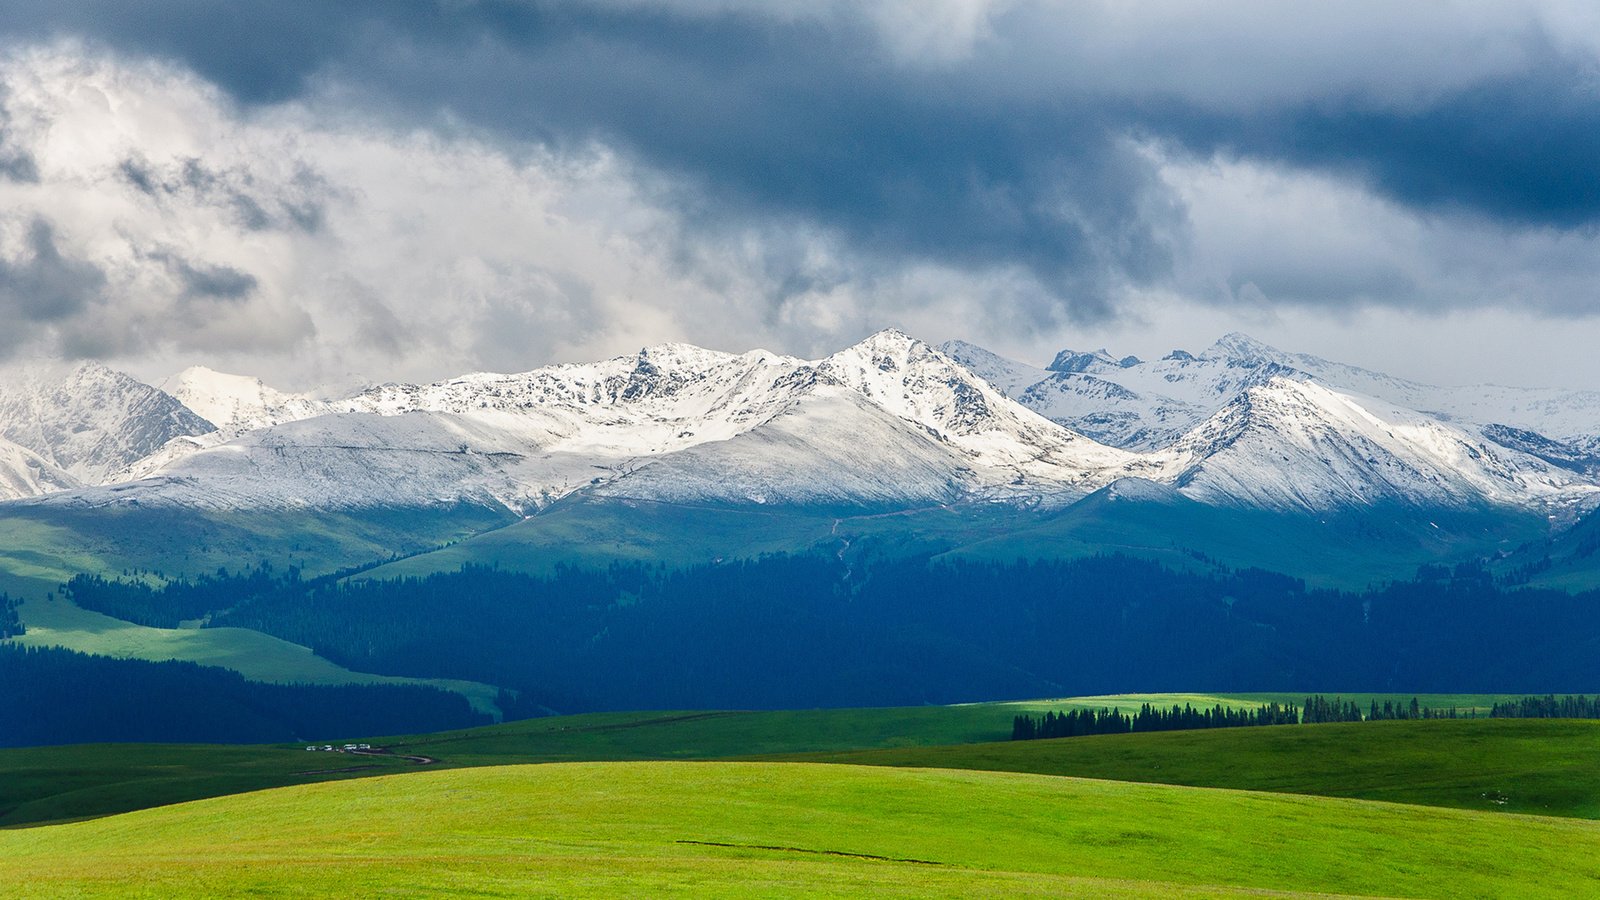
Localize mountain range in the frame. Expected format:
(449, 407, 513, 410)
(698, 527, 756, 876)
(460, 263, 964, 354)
(2, 330, 1596, 524)
(8, 330, 1600, 722)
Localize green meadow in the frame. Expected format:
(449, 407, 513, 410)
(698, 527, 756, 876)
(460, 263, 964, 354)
(3, 761, 1598, 898)
(783, 718, 1600, 819)
(0, 695, 1579, 830)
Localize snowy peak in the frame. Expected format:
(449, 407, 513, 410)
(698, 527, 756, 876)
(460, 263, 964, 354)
(818, 331, 1133, 472)
(5, 330, 1600, 517)
(817, 330, 994, 434)
(1200, 332, 1287, 364)
(165, 366, 328, 433)
(1048, 348, 1117, 373)
(1165, 377, 1591, 512)
(0, 360, 214, 486)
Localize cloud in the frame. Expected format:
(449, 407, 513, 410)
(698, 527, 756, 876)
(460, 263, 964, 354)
(2, 0, 1592, 333)
(0, 5, 1597, 389)
(0, 89, 39, 183)
(0, 218, 104, 338)
(152, 252, 258, 301)
(1157, 147, 1600, 317)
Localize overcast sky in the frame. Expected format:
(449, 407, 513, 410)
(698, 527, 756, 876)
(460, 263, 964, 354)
(0, 1, 1598, 390)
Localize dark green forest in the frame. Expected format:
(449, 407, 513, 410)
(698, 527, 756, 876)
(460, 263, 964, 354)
(61, 553, 1600, 713)
(0, 644, 489, 747)
(0, 593, 21, 639)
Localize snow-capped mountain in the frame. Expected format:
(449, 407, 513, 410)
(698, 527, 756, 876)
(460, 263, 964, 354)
(0, 362, 214, 498)
(586, 331, 1138, 506)
(1199, 333, 1600, 446)
(0, 436, 80, 500)
(3, 329, 1598, 516)
(163, 366, 330, 434)
(946, 334, 1600, 454)
(42, 332, 1137, 511)
(1158, 377, 1591, 514)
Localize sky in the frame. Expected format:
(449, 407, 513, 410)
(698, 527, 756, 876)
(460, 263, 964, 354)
(0, 1, 1598, 391)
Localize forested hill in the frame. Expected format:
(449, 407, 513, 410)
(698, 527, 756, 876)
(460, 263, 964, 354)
(0, 644, 490, 747)
(63, 555, 1600, 714)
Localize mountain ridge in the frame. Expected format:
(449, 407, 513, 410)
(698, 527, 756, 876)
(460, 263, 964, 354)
(2, 331, 1597, 519)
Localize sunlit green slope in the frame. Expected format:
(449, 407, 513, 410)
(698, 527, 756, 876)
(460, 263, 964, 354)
(4, 762, 1599, 898)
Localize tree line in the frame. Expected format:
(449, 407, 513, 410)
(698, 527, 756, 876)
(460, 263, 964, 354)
(1490, 695, 1600, 719)
(0, 643, 490, 747)
(51, 553, 1600, 714)
(1012, 700, 1300, 740)
(1012, 695, 1481, 742)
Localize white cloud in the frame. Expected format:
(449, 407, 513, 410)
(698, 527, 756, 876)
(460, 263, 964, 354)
(0, 44, 803, 384)
(1155, 145, 1600, 316)
(2, 38, 1598, 395)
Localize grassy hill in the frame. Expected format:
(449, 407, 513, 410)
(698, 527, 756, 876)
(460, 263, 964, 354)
(0, 695, 1554, 829)
(779, 718, 1600, 819)
(3, 761, 1598, 898)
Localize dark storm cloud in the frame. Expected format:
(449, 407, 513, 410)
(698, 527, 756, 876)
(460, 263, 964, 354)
(117, 154, 327, 233)
(6, 1, 1599, 316)
(0, 218, 104, 354)
(0, 219, 103, 322)
(160, 254, 258, 301)
(0, 1, 1178, 319)
(1157, 58, 1600, 229)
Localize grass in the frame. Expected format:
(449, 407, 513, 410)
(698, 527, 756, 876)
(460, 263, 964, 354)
(0, 704, 1034, 828)
(0, 503, 516, 582)
(778, 718, 1600, 819)
(358, 497, 848, 579)
(0, 743, 424, 829)
(379, 693, 1505, 764)
(0, 694, 1558, 829)
(3, 761, 1599, 898)
(0, 571, 503, 715)
(946, 494, 1554, 590)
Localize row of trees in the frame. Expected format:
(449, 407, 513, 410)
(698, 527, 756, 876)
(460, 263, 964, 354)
(1490, 695, 1600, 719)
(1011, 708, 1132, 739)
(1301, 695, 1367, 723)
(0, 593, 21, 639)
(1012, 696, 1485, 742)
(1012, 701, 1301, 741)
(1135, 701, 1301, 731)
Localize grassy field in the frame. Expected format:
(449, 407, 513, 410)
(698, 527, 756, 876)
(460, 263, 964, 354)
(780, 718, 1600, 819)
(0, 703, 1048, 828)
(0, 571, 503, 715)
(3, 761, 1598, 898)
(379, 692, 1510, 764)
(0, 742, 425, 829)
(0, 694, 1558, 829)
